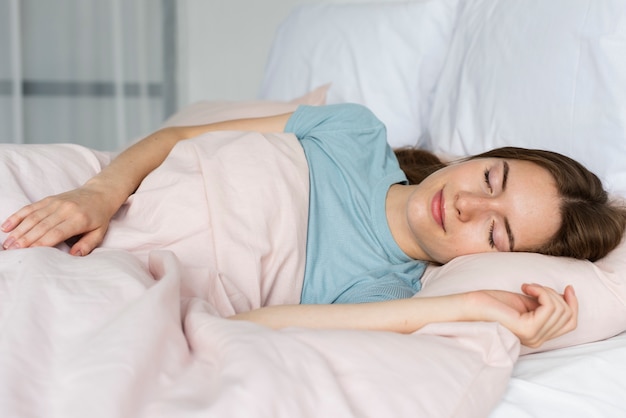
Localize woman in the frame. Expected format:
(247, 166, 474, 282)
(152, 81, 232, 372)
(3, 104, 625, 348)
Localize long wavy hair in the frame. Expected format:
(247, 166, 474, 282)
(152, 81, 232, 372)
(394, 146, 626, 261)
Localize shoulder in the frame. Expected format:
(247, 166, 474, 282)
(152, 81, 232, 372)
(319, 103, 382, 127)
(325, 102, 380, 120)
(289, 103, 384, 134)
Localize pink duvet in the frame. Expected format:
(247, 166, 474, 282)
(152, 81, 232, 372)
(0, 134, 520, 418)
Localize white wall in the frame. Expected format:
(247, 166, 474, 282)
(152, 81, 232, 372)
(177, 0, 312, 105)
(177, 0, 403, 106)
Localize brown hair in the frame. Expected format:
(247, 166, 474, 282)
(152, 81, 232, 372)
(394, 147, 446, 185)
(394, 146, 626, 261)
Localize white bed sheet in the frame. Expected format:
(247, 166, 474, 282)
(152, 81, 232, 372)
(491, 331, 626, 417)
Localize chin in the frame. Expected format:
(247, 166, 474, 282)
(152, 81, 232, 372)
(434, 253, 457, 265)
(423, 252, 449, 265)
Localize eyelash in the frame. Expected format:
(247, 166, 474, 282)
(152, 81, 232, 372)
(483, 169, 492, 191)
(488, 220, 496, 249)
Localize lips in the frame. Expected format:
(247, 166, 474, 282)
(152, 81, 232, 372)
(432, 189, 445, 231)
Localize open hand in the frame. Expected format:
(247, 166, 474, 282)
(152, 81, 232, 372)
(1, 185, 118, 256)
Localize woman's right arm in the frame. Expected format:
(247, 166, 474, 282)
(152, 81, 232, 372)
(1, 113, 292, 255)
(230, 284, 578, 348)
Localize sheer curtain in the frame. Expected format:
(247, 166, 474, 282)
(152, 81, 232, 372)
(0, 0, 177, 151)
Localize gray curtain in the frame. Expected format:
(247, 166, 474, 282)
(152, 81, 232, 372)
(0, 0, 177, 151)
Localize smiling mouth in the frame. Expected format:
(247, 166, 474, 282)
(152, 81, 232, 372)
(432, 189, 446, 231)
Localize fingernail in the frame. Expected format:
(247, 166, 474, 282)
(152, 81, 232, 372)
(1, 221, 10, 232)
(3, 237, 15, 250)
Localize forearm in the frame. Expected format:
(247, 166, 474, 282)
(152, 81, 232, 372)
(229, 295, 469, 333)
(83, 127, 184, 211)
(0, 112, 295, 254)
(232, 287, 577, 349)
(85, 112, 293, 212)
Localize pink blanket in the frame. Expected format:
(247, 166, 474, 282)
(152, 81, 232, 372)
(0, 136, 519, 417)
(102, 132, 310, 316)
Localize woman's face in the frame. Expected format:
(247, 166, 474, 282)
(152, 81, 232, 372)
(406, 158, 562, 264)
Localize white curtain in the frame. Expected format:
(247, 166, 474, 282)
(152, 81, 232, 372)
(0, 0, 176, 151)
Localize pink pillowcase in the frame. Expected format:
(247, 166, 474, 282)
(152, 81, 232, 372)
(165, 89, 626, 354)
(417, 235, 626, 354)
(147, 89, 626, 355)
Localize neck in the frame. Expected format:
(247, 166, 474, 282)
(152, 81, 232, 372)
(385, 184, 429, 261)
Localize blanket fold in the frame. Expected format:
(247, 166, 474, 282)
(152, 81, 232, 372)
(0, 138, 518, 418)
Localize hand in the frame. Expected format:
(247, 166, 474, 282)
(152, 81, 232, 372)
(1, 184, 119, 256)
(467, 284, 578, 348)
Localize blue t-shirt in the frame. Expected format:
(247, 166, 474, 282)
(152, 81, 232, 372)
(285, 103, 426, 304)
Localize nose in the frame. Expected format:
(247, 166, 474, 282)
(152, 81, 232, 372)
(455, 192, 495, 222)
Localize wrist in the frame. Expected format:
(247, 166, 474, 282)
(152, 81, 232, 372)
(406, 294, 473, 331)
(456, 291, 487, 323)
(82, 176, 131, 215)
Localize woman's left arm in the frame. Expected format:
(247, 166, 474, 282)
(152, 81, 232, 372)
(1, 113, 292, 255)
(230, 284, 578, 348)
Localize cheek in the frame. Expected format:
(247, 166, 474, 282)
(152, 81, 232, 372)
(447, 229, 488, 258)
(420, 217, 491, 263)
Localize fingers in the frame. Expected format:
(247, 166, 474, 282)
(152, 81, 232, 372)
(2, 195, 99, 253)
(2, 199, 46, 234)
(560, 285, 579, 333)
(563, 285, 578, 313)
(2, 201, 55, 249)
(515, 293, 540, 313)
(517, 283, 578, 348)
(4, 203, 67, 250)
(69, 228, 107, 256)
(3, 185, 116, 256)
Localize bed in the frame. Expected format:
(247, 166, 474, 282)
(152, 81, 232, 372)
(1, 0, 626, 417)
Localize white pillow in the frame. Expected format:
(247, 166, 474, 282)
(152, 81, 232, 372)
(425, 0, 626, 197)
(259, 0, 461, 149)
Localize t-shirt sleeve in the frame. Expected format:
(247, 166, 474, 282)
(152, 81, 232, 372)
(285, 103, 385, 144)
(285, 103, 401, 189)
(333, 273, 422, 304)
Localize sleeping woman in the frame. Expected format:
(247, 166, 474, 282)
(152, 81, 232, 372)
(3, 103, 625, 348)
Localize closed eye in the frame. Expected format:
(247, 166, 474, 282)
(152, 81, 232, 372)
(488, 220, 496, 249)
(484, 169, 492, 192)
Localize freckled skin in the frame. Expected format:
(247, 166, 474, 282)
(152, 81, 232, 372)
(388, 158, 561, 264)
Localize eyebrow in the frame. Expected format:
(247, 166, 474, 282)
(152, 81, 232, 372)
(502, 161, 515, 251)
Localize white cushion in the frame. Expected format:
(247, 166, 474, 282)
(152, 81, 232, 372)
(425, 0, 626, 197)
(259, 0, 461, 148)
